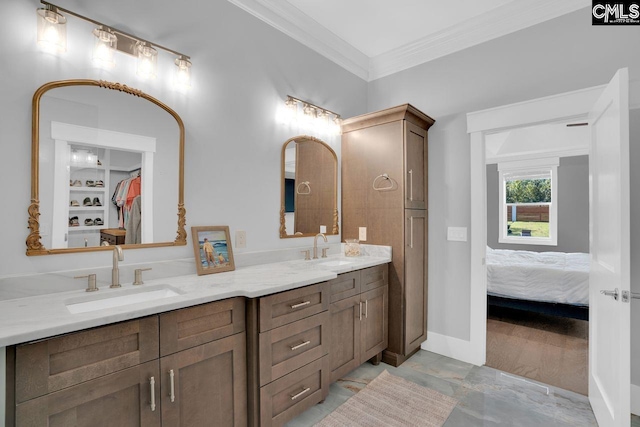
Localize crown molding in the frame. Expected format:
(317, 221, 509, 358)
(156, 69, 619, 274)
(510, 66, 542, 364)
(228, 0, 369, 80)
(369, 0, 590, 80)
(229, 0, 588, 82)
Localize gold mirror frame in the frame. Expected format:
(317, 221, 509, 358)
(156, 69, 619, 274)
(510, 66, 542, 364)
(27, 79, 186, 255)
(279, 135, 339, 238)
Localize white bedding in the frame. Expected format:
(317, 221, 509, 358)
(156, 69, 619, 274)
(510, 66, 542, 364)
(486, 247, 589, 306)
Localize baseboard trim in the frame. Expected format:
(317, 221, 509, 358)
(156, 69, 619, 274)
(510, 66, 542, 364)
(632, 383, 640, 416)
(421, 332, 484, 366)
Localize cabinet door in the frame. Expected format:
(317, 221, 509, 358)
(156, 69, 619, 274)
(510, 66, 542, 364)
(16, 360, 161, 427)
(160, 332, 247, 427)
(404, 210, 428, 354)
(404, 121, 427, 209)
(329, 294, 361, 383)
(360, 286, 388, 364)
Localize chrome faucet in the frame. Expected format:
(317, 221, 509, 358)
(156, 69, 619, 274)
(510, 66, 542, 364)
(102, 242, 124, 288)
(313, 233, 327, 259)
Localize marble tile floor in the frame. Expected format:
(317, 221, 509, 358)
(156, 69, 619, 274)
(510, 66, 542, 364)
(287, 350, 639, 426)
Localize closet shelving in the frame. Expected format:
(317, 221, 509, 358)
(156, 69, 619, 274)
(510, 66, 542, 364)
(54, 145, 142, 248)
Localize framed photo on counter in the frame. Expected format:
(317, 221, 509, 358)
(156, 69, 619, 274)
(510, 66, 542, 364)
(191, 226, 235, 275)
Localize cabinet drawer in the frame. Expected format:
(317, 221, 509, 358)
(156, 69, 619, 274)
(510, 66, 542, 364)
(160, 297, 245, 357)
(328, 271, 361, 303)
(259, 282, 329, 332)
(16, 360, 161, 427)
(259, 311, 329, 386)
(15, 316, 159, 403)
(260, 356, 330, 427)
(360, 264, 388, 293)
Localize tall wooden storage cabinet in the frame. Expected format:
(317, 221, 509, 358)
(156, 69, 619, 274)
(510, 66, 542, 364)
(341, 104, 434, 367)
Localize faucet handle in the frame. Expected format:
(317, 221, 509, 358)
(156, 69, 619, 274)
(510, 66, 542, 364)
(321, 247, 329, 258)
(133, 268, 152, 286)
(75, 274, 98, 292)
(300, 250, 311, 261)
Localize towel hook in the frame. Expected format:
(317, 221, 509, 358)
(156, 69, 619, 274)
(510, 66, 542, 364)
(372, 174, 395, 191)
(296, 181, 311, 194)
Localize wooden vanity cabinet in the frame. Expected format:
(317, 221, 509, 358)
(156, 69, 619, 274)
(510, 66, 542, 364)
(8, 298, 246, 427)
(247, 282, 331, 427)
(341, 104, 433, 367)
(329, 265, 388, 383)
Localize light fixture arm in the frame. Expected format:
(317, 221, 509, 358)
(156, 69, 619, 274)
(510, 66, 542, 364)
(40, 0, 190, 60)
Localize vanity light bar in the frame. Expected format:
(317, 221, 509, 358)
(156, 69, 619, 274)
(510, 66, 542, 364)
(37, 1, 191, 85)
(284, 96, 342, 135)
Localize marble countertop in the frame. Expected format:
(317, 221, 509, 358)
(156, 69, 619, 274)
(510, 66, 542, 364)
(0, 251, 390, 347)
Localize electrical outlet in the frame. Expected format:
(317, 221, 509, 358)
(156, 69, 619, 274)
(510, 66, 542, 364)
(359, 227, 367, 241)
(320, 225, 327, 233)
(235, 230, 246, 248)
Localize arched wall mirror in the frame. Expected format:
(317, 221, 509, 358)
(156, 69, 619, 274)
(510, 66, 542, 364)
(280, 135, 339, 238)
(27, 79, 186, 255)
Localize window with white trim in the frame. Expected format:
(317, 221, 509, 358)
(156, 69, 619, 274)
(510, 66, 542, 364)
(498, 158, 558, 246)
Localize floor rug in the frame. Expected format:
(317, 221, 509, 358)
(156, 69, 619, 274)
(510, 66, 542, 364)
(314, 370, 458, 427)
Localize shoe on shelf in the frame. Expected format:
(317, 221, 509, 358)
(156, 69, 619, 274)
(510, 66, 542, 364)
(94, 218, 104, 226)
(70, 200, 80, 207)
(95, 180, 104, 187)
(71, 180, 82, 187)
(84, 218, 94, 226)
(83, 197, 92, 206)
(92, 197, 102, 206)
(86, 180, 95, 187)
(69, 216, 79, 227)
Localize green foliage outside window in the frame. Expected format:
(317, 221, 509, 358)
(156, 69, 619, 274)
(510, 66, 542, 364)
(505, 178, 551, 203)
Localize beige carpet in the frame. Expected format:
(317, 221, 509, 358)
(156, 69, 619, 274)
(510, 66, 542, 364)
(314, 370, 458, 427)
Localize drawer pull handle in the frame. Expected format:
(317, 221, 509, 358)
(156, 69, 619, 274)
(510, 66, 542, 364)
(169, 369, 176, 403)
(149, 376, 156, 412)
(290, 301, 311, 309)
(290, 387, 311, 401)
(290, 340, 311, 351)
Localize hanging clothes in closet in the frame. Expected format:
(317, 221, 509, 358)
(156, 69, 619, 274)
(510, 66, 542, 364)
(111, 173, 141, 233)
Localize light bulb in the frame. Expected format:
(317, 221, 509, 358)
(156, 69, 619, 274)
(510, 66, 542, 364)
(36, 8, 67, 53)
(136, 42, 158, 79)
(174, 56, 192, 90)
(92, 27, 117, 69)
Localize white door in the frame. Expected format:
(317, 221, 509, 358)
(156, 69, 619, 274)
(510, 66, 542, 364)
(588, 68, 630, 427)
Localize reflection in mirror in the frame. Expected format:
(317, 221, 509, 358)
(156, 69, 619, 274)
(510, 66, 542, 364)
(280, 136, 338, 238)
(28, 80, 186, 255)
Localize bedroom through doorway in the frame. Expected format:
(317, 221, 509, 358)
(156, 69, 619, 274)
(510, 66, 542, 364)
(484, 121, 590, 395)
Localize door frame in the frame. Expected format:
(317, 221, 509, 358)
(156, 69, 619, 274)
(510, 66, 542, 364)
(464, 85, 606, 366)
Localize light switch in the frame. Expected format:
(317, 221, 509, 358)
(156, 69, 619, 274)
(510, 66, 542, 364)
(359, 227, 367, 241)
(447, 227, 467, 242)
(320, 225, 327, 233)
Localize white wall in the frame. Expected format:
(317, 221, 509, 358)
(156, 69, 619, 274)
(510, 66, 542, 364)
(0, 0, 367, 277)
(368, 8, 640, 386)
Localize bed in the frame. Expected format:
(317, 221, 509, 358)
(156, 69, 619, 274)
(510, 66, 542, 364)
(486, 247, 590, 320)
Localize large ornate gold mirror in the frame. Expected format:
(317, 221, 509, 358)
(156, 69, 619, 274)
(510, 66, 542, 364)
(27, 79, 186, 255)
(280, 135, 338, 238)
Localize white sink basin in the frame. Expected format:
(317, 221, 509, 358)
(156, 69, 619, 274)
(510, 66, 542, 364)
(66, 286, 182, 314)
(319, 260, 354, 267)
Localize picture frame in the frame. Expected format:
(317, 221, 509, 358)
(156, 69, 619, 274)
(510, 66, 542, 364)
(191, 226, 235, 276)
